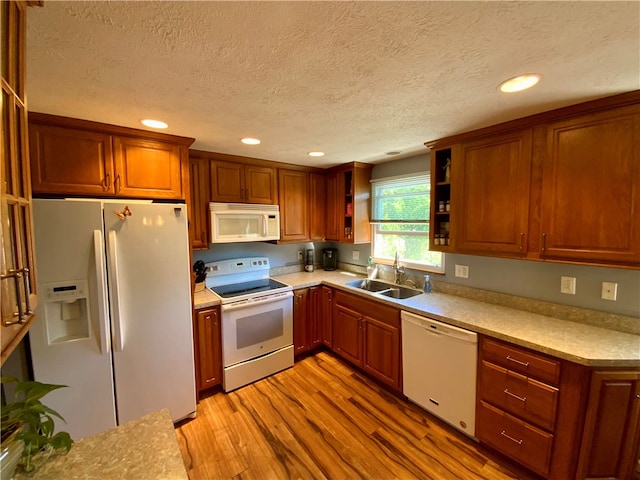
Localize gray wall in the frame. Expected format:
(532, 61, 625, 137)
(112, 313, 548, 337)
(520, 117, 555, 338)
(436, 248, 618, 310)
(195, 153, 639, 318)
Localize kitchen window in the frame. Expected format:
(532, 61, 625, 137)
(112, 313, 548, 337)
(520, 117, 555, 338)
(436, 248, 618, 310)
(371, 174, 444, 273)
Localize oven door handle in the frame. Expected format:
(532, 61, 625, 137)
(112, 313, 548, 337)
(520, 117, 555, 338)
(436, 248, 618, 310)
(221, 291, 293, 312)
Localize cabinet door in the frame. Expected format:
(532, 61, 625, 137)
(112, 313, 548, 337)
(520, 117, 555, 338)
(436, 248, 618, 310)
(1, 0, 38, 364)
(309, 172, 326, 241)
(278, 169, 309, 242)
(539, 105, 640, 264)
(577, 370, 640, 480)
(332, 304, 362, 366)
(189, 156, 210, 249)
(308, 286, 322, 349)
(455, 130, 532, 255)
(293, 288, 309, 356)
(362, 316, 400, 390)
(324, 171, 340, 241)
(29, 123, 115, 195)
(210, 160, 245, 202)
(113, 136, 183, 198)
(244, 165, 276, 204)
(196, 307, 222, 392)
(320, 286, 333, 348)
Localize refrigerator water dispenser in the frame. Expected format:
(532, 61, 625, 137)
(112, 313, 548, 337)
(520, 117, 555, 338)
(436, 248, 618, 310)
(42, 280, 91, 344)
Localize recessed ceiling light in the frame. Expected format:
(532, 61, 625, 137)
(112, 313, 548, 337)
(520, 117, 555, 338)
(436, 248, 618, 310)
(241, 138, 261, 145)
(386, 151, 402, 156)
(499, 74, 542, 93)
(140, 119, 168, 129)
(308, 151, 325, 157)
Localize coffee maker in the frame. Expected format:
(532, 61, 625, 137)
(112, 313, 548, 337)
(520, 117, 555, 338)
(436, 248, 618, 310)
(322, 248, 338, 271)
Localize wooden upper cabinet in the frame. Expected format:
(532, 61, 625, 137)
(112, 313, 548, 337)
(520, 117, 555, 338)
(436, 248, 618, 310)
(325, 163, 372, 244)
(454, 130, 532, 255)
(309, 172, 326, 241)
(539, 104, 640, 265)
(245, 165, 277, 204)
(324, 171, 340, 241)
(278, 168, 309, 242)
(427, 91, 640, 268)
(112, 137, 183, 198)
(188, 154, 210, 250)
(210, 159, 276, 204)
(28, 113, 194, 199)
(29, 124, 115, 195)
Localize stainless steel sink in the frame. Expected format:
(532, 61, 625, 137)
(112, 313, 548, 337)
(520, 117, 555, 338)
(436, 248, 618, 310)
(345, 279, 394, 292)
(379, 287, 422, 299)
(345, 279, 422, 299)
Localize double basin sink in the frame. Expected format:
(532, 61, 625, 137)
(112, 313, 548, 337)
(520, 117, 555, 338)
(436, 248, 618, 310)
(345, 279, 422, 299)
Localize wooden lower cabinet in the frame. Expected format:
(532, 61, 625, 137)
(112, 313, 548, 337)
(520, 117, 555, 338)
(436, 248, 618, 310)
(319, 286, 333, 348)
(332, 303, 362, 365)
(478, 336, 640, 480)
(194, 306, 222, 395)
(332, 290, 401, 391)
(293, 287, 323, 356)
(576, 370, 640, 480)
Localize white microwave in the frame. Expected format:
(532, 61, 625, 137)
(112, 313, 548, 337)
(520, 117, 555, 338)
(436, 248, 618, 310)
(210, 203, 280, 243)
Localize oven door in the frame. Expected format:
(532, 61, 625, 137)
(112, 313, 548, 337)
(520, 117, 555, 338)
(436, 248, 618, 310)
(221, 291, 293, 367)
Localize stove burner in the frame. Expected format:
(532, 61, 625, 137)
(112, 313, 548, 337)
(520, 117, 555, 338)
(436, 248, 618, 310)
(210, 278, 289, 299)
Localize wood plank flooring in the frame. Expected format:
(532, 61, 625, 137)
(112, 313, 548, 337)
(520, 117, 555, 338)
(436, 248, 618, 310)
(176, 351, 536, 480)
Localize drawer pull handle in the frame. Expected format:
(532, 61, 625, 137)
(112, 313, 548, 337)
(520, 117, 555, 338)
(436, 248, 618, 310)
(500, 430, 523, 445)
(506, 355, 530, 367)
(504, 389, 527, 402)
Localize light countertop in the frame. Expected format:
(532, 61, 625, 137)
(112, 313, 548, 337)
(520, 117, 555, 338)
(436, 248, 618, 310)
(16, 409, 188, 480)
(194, 269, 640, 368)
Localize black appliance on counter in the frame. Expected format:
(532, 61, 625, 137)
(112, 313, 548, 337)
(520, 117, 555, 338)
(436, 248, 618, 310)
(322, 248, 338, 270)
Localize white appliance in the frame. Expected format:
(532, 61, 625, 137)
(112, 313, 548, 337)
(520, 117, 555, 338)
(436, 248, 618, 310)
(205, 257, 293, 391)
(29, 199, 196, 440)
(209, 203, 280, 243)
(401, 310, 478, 437)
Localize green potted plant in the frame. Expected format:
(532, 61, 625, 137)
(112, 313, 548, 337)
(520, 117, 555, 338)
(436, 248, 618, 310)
(1, 376, 73, 477)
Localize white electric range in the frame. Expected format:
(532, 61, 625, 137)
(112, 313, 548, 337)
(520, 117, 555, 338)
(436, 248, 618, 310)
(205, 257, 293, 391)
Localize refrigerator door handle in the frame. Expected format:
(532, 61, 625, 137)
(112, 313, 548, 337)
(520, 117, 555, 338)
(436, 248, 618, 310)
(107, 229, 124, 351)
(93, 230, 111, 355)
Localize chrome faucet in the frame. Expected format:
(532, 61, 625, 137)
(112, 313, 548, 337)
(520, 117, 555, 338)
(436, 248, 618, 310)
(393, 251, 405, 284)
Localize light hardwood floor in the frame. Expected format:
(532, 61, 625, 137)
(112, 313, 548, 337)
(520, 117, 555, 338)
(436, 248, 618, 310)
(176, 351, 535, 480)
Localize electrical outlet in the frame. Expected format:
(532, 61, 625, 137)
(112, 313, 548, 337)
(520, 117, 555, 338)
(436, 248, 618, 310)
(297, 250, 303, 261)
(454, 265, 469, 278)
(560, 276, 576, 295)
(601, 282, 618, 301)
(352, 250, 360, 260)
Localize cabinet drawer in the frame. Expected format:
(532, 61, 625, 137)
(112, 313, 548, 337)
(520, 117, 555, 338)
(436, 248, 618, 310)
(480, 361, 558, 431)
(477, 400, 553, 477)
(334, 290, 399, 327)
(482, 337, 560, 385)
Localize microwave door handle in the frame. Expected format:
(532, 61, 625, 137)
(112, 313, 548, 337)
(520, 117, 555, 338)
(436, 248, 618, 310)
(262, 214, 268, 237)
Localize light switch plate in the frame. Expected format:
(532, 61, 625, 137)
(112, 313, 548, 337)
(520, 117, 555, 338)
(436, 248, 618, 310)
(455, 265, 469, 278)
(352, 250, 360, 260)
(560, 276, 576, 295)
(601, 282, 618, 301)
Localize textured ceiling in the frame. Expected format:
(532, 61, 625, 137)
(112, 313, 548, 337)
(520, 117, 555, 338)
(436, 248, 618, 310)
(26, 1, 640, 168)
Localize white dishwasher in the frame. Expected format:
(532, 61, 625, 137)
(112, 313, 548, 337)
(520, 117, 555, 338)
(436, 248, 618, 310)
(401, 310, 478, 438)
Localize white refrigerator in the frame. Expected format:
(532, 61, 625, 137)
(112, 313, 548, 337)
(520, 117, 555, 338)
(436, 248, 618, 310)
(29, 199, 196, 440)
